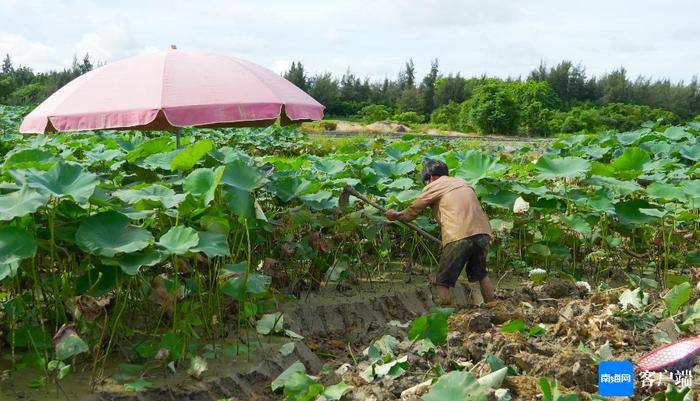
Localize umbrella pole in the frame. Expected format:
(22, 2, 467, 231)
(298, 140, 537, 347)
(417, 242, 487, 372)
(176, 127, 183, 149)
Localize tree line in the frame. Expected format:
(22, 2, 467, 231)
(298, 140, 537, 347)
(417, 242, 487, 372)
(0, 53, 96, 107)
(1, 53, 698, 135)
(285, 59, 699, 135)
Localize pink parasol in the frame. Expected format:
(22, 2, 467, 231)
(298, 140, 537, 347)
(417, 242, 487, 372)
(20, 49, 324, 141)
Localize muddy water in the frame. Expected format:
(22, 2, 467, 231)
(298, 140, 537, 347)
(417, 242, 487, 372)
(0, 272, 522, 401)
(0, 333, 288, 401)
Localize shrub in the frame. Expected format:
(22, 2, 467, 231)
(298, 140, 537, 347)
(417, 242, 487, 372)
(392, 111, 425, 125)
(430, 102, 460, 129)
(360, 104, 391, 123)
(319, 121, 337, 131)
(467, 82, 520, 135)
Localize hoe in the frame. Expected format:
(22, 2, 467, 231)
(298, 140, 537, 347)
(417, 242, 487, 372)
(339, 185, 441, 246)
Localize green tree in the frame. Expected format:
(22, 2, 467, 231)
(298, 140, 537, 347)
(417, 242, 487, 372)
(398, 59, 415, 89)
(467, 81, 520, 134)
(2, 54, 13, 74)
(80, 53, 93, 74)
(420, 58, 439, 114)
(360, 104, 391, 122)
(597, 67, 631, 104)
(308, 73, 340, 114)
(397, 86, 423, 113)
(284, 61, 308, 92)
(434, 75, 468, 107)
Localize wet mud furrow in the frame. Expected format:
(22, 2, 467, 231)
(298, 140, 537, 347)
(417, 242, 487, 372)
(83, 283, 474, 401)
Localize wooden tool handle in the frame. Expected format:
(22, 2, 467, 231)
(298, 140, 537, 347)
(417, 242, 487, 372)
(344, 186, 442, 246)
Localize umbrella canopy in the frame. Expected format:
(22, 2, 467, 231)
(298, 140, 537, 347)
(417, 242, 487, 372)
(20, 49, 324, 134)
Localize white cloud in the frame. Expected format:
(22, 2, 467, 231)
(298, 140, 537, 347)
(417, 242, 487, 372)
(0, 32, 59, 70)
(0, 0, 697, 82)
(74, 19, 141, 64)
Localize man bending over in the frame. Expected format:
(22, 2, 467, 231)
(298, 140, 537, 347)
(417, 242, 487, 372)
(385, 159, 495, 305)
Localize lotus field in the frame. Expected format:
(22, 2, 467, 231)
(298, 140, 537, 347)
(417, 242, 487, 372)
(1, 103, 700, 398)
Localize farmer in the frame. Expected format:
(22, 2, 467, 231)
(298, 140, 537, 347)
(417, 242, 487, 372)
(385, 159, 495, 305)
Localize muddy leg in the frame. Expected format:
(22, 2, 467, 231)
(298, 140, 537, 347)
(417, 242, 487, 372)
(435, 285, 452, 305)
(479, 276, 495, 303)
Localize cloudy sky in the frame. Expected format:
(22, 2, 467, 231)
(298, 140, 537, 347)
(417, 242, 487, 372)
(0, 0, 698, 83)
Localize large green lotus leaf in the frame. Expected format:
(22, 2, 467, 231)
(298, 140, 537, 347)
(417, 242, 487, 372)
(0, 227, 36, 264)
(481, 190, 520, 210)
(641, 141, 673, 157)
(221, 159, 269, 191)
(0, 261, 19, 281)
(562, 214, 592, 237)
(535, 156, 591, 179)
(117, 249, 163, 275)
(84, 148, 123, 162)
(223, 187, 256, 220)
(332, 178, 361, 188)
(682, 180, 700, 198)
(387, 189, 421, 203)
(26, 162, 99, 205)
(0, 186, 49, 221)
(55, 330, 89, 361)
(209, 146, 253, 165)
(645, 182, 687, 201)
(76, 211, 154, 257)
(170, 139, 214, 171)
(157, 226, 199, 255)
(313, 159, 346, 175)
(371, 160, 416, 178)
(183, 166, 224, 206)
(584, 176, 642, 197)
(3, 149, 59, 171)
(611, 147, 650, 173)
(421, 370, 485, 401)
(385, 177, 416, 190)
(589, 161, 615, 177)
(199, 215, 231, 235)
(191, 231, 230, 257)
(76, 265, 126, 296)
(663, 282, 692, 315)
(386, 142, 420, 160)
(614, 199, 659, 226)
(688, 250, 700, 265)
(580, 190, 615, 213)
(663, 126, 691, 141)
(408, 307, 454, 345)
(642, 158, 677, 173)
(510, 182, 549, 197)
(299, 190, 336, 210)
(454, 151, 505, 184)
(615, 129, 649, 145)
(125, 137, 175, 162)
(113, 184, 186, 209)
(679, 144, 700, 161)
(141, 150, 179, 170)
(272, 176, 311, 202)
(577, 145, 610, 160)
(554, 134, 588, 148)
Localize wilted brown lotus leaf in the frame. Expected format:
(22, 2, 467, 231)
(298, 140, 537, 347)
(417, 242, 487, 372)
(281, 242, 295, 256)
(262, 258, 284, 278)
(309, 232, 329, 253)
(74, 295, 111, 322)
(149, 274, 184, 315)
(52, 323, 78, 346)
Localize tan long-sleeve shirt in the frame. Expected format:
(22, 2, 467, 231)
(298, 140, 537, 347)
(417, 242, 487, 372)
(400, 176, 492, 246)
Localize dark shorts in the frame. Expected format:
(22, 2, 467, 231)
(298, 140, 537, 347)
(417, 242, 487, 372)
(435, 234, 490, 287)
